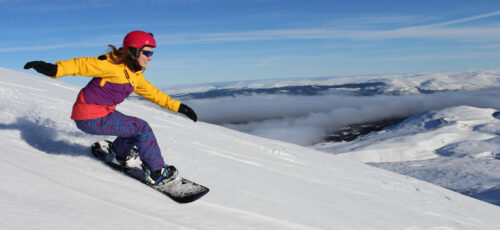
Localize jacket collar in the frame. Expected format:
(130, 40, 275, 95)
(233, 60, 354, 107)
(126, 63, 147, 74)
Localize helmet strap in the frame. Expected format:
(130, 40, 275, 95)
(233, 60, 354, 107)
(128, 47, 140, 60)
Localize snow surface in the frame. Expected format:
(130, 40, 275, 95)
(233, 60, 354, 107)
(1, 67, 499, 229)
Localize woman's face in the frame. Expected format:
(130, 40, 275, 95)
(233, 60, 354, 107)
(137, 46, 153, 68)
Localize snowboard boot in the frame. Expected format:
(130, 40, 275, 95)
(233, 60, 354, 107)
(91, 140, 139, 168)
(143, 164, 178, 186)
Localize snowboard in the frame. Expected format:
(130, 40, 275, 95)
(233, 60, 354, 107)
(91, 140, 209, 203)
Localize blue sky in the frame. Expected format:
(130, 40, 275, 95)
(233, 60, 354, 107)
(1, 0, 500, 87)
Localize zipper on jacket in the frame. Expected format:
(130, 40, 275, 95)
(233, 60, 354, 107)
(123, 70, 135, 87)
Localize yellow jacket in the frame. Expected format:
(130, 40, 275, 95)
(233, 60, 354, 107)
(54, 54, 181, 117)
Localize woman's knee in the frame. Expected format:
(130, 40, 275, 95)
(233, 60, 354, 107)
(133, 118, 152, 136)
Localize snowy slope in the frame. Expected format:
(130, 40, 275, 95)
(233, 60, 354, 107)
(1, 67, 499, 230)
(315, 105, 500, 205)
(317, 106, 500, 163)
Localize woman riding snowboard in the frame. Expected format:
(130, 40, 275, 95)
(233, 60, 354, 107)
(24, 30, 197, 185)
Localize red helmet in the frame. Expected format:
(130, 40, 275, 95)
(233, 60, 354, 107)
(123, 31, 156, 50)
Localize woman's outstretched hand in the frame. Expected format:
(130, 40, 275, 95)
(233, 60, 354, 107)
(178, 104, 198, 122)
(24, 61, 57, 77)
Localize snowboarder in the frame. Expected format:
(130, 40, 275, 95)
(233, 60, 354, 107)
(24, 30, 198, 185)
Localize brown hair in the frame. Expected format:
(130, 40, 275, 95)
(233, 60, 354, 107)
(106, 45, 137, 70)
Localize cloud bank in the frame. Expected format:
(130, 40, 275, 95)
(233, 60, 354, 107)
(186, 89, 500, 145)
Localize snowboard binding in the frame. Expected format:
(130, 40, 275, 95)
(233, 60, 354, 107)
(142, 164, 178, 186)
(91, 140, 139, 169)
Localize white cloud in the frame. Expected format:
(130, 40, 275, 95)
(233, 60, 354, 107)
(187, 89, 500, 146)
(181, 25, 500, 42)
(0, 44, 74, 52)
(427, 10, 500, 27)
(0, 0, 117, 12)
(3, 11, 500, 53)
(156, 11, 500, 44)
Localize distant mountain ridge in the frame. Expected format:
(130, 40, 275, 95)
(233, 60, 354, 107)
(162, 70, 500, 99)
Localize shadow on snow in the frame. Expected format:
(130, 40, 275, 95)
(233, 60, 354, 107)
(0, 118, 90, 157)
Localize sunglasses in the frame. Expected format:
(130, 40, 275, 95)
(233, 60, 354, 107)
(141, 50, 154, 57)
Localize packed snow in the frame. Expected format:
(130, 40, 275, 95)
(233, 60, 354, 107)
(1, 67, 499, 229)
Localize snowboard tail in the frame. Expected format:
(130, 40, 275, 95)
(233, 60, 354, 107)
(91, 140, 209, 203)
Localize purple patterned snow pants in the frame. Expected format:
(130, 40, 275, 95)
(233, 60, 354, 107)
(75, 110, 165, 171)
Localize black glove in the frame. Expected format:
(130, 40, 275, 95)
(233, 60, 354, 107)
(178, 104, 197, 122)
(24, 61, 57, 77)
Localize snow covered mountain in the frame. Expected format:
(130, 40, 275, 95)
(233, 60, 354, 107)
(157, 70, 500, 148)
(317, 106, 500, 162)
(1, 67, 499, 229)
(165, 70, 500, 98)
(315, 106, 500, 205)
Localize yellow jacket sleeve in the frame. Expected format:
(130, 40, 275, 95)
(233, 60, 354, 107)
(134, 76, 182, 112)
(53, 56, 115, 79)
